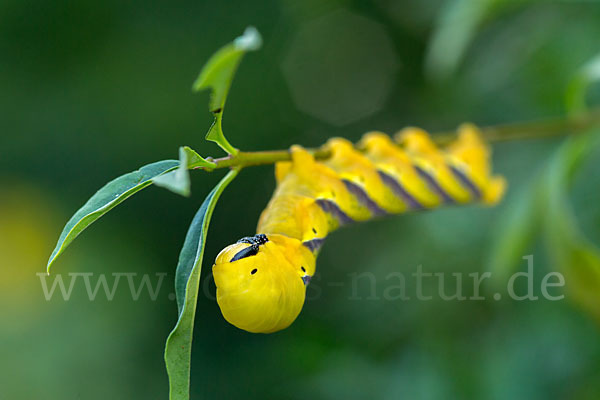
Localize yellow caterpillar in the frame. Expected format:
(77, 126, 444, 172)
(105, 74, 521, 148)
(212, 124, 506, 333)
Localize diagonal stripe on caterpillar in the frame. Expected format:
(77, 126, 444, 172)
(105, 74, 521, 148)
(212, 124, 506, 333)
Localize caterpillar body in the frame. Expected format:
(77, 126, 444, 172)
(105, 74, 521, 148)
(213, 124, 506, 333)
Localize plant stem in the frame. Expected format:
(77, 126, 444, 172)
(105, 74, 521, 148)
(199, 108, 600, 170)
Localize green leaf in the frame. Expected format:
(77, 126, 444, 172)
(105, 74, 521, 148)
(182, 146, 216, 169)
(425, 0, 494, 81)
(153, 147, 216, 197)
(543, 130, 600, 321)
(192, 26, 262, 155)
(566, 53, 600, 116)
(425, 0, 533, 81)
(153, 148, 191, 197)
(487, 180, 542, 288)
(164, 168, 240, 400)
(47, 160, 179, 272)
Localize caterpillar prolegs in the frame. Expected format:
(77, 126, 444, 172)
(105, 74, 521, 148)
(212, 124, 506, 333)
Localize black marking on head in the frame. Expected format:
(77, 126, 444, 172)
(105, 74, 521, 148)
(251, 268, 258, 275)
(302, 275, 311, 285)
(316, 199, 354, 226)
(230, 234, 269, 262)
(301, 266, 306, 272)
(342, 179, 387, 217)
(448, 164, 482, 199)
(414, 165, 454, 204)
(237, 234, 269, 246)
(312, 227, 317, 234)
(303, 238, 325, 253)
(230, 246, 259, 262)
(377, 170, 424, 210)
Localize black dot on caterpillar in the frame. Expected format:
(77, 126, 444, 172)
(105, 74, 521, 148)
(251, 268, 258, 275)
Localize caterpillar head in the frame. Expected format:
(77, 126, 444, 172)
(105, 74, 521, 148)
(212, 234, 316, 333)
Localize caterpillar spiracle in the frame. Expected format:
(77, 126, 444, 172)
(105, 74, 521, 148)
(212, 124, 506, 333)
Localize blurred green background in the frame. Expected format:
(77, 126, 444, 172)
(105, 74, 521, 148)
(2, 0, 600, 399)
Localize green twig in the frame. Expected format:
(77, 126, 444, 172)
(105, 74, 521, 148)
(197, 108, 600, 171)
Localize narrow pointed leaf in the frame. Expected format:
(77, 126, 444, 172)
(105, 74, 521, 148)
(182, 146, 216, 169)
(192, 26, 262, 155)
(153, 148, 192, 197)
(425, 0, 534, 81)
(153, 147, 216, 196)
(543, 130, 600, 321)
(566, 53, 600, 116)
(47, 160, 179, 272)
(164, 168, 240, 400)
(487, 180, 542, 288)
